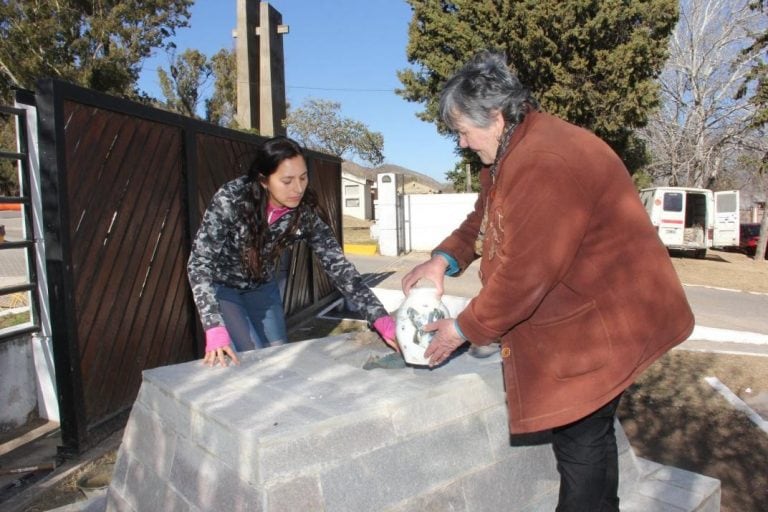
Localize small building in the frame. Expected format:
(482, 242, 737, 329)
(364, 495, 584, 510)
(341, 170, 373, 220)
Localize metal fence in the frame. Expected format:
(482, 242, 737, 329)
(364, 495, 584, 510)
(0, 105, 40, 341)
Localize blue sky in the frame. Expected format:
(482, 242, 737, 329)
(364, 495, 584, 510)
(137, 0, 459, 182)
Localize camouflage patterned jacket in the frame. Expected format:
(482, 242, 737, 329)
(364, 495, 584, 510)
(187, 176, 388, 330)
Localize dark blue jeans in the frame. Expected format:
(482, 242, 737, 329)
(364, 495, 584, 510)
(214, 280, 287, 351)
(552, 393, 623, 512)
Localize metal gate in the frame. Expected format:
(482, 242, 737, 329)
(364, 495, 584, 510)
(27, 79, 343, 455)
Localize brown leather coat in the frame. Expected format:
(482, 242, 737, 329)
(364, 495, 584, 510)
(435, 111, 694, 434)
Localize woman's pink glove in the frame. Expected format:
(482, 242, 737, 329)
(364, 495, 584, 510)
(204, 326, 239, 367)
(205, 326, 232, 351)
(373, 315, 398, 351)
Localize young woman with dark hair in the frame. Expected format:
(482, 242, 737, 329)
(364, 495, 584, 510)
(188, 136, 396, 367)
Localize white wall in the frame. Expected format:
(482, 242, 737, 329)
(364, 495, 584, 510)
(404, 193, 478, 252)
(341, 173, 372, 220)
(0, 334, 37, 429)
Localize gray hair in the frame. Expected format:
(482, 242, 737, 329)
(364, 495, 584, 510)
(439, 50, 538, 131)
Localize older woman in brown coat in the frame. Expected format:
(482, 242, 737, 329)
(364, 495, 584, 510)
(402, 50, 694, 512)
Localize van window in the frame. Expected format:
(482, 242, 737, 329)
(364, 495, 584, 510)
(716, 193, 737, 212)
(663, 192, 683, 212)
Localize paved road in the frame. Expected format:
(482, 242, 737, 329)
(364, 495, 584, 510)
(683, 284, 768, 334)
(0, 213, 31, 288)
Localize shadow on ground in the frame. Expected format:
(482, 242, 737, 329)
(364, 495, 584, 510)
(618, 351, 768, 512)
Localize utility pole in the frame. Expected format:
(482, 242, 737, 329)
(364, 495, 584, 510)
(234, 0, 288, 135)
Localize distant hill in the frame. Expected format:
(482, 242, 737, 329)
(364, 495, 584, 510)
(341, 161, 452, 192)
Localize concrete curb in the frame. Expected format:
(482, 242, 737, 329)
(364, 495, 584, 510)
(688, 326, 768, 345)
(343, 244, 378, 255)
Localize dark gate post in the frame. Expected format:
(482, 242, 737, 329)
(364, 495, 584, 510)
(35, 79, 87, 457)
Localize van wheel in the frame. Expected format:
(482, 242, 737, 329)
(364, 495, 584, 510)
(694, 249, 707, 259)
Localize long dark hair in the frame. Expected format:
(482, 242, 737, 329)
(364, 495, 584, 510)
(241, 136, 321, 280)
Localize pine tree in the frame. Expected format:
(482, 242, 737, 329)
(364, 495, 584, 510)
(398, 0, 679, 171)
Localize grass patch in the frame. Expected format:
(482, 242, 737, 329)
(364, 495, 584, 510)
(0, 311, 29, 329)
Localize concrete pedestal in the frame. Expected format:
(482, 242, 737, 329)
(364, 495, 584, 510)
(105, 332, 720, 512)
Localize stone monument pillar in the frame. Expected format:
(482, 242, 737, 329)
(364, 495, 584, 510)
(234, 0, 288, 136)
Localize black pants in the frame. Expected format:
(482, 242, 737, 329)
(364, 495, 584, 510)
(552, 393, 623, 512)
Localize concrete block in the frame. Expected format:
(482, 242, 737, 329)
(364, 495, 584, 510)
(648, 464, 722, 496)
(300, 333, 390, 364)
(143, 347, 306, 407)
(616, 418, 642, 493)
(135, 381, 192, 439)
(105, 488, 135, 512)
(142, 359, 238, 402)
(188, 408, 243, 477)
(320, 415, 493, 511)
(696, 488, 722, 512)
(108, 447, 130, 498)
(265, 475, 323, 511)
(107, 335, 720, 512)
(633, 478, 714, 511)
(114, 451, 191, 512)
(620, 491, 687, 512)
(390, 374, 502, 437)
(518, 492, 560, 512)
(642, 464, 722, 511)
(192, 384, 329, 441)
(258, 411, 395, 481)
(246, 349, 424, 420)
(119, 401, 177, 480)
(82, 494, 109, 512)
(168, 436, 262, 512)
(461, 449, 559, 510)
(635, 456, 665, 477)
(482, 405, 516, 460)
(386, 483, 468, 512)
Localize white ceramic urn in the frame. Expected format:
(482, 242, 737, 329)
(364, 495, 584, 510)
(395, 287, 451, 366)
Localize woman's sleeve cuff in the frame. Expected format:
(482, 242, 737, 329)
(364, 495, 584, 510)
(454, 319, 468, 341)
(433, 250, 460, 276)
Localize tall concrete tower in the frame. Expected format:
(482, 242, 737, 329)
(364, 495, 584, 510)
(234, 0, 288, 136)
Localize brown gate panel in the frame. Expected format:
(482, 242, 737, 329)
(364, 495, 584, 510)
(194, 132, 257, 218)
(305, 154, 343, 312)
(61, 102, 193, 425)
(34, 79, 343, 455)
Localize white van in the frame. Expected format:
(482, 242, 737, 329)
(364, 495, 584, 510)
(639, 187, 739, 258)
